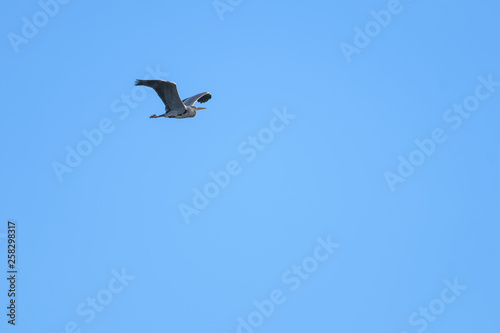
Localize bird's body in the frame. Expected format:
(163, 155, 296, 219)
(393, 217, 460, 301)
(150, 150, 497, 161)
(135, 79, 211, 119)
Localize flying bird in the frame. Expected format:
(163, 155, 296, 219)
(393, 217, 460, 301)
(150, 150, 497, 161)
(135, 80, 211, 119)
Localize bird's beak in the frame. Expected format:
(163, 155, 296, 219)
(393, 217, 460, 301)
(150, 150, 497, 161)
(196, 107, 206, 110)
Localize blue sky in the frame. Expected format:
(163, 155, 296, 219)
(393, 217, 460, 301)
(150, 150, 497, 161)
(2, 0, 500, 332)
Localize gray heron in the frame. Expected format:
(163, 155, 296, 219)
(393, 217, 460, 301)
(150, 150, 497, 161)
(135, 79, 212, 119)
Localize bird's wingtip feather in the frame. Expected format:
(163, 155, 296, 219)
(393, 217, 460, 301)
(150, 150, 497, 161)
(198, 93, 212, 103)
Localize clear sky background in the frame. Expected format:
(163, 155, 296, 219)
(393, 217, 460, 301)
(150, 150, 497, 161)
(1, 0, 499, 332)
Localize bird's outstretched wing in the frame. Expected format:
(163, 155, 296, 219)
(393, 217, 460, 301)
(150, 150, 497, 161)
(135, 80, 184, 112)
(182, 92, 212, 106)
